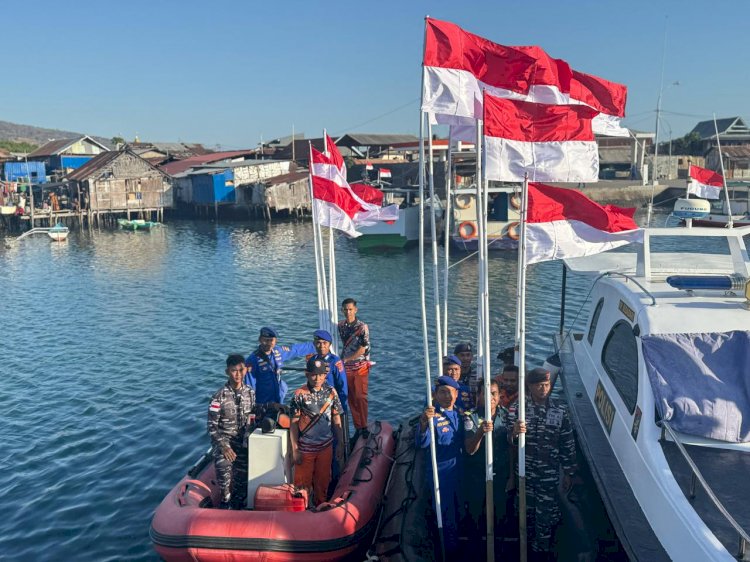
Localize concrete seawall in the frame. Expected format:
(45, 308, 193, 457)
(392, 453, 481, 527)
(549, 180, 684, 207)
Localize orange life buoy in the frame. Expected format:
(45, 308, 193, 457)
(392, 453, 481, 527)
(458, 221, 477, 239)
(505, 221, 520, 240)
(510, 194, 521, 209)
(454, 194, 473, 209)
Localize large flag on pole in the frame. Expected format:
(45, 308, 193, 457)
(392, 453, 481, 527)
(422, 18, 628, 137)
(483, 93, 600, 183)
(525, 182, 643, 264)
(687, 164, 723, 200)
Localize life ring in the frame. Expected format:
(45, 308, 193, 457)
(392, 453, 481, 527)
(510, 194, 521, 209)
(455, 194, 473, 209)
(505, 221, 520, 240)
(458, 221, 477, 239)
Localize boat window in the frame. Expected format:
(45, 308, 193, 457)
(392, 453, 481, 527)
(601, 320, 639, 413)
(587, 298, 605, 346)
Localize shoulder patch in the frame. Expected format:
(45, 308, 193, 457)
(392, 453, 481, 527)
(209, 400, 221, 413)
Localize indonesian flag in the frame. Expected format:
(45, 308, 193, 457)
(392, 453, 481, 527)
(687, 164, 723, 200)
(378, 168, 392, 179)
(422, 18, 628, 137)
(525, 182, 643, 264)
(365, 162, 373, 171)
(350, 182, 385, 206)
(483, 93, 599, 183)
(310, 136, 398, 236)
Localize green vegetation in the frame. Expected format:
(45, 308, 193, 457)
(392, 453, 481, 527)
(660, 132, 703, 156)
(111, 136, 126, 147)
(0, 140, 39, 153)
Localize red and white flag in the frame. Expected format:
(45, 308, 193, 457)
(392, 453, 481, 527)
(687, 164, 723, 200)
(365, 161, 374, 171)
(422, 18, 628, 137)
(483, 93, 599, 183)
(525, 182, 643, 264)
(378, 168, 392, 179)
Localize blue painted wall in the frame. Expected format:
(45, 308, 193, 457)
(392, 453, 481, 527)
(60, 155, 95, 170)
(4, 161, 47, 183)
(191, 171, 236, 204)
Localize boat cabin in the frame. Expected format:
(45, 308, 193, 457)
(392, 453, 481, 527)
(557, 226, 750, 561)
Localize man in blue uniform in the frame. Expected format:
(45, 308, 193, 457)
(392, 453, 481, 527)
(454, 342, 480, 407)
(417, 375, 464, 556)
(244, 327, 315, 408)
(443, 354, 472, 414)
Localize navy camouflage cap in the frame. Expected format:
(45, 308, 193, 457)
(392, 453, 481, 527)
(259, 326, 278, 338)
(306, 355, 329, 374)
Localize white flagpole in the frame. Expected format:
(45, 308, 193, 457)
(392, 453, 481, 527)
(442, 139, 453, 354)
(427, 120, 444, 376)
(516, 172, 530, 562)
(713, 114, 734, 229)
(308, 142, 328, 331)
(475, 125, 485, 379)
(419, 18, 445, 558)
(323, 129, 340, 342)
(478, 120, 495, 561)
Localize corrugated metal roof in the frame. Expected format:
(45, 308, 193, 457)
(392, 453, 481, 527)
(66, 149, 169, 181)
(264, 170, 309, 185)
(714, 145, 750, 158)
(690, 117, 748, 140)
(28, 135, 109, 157)
(159, 150, 256, 176)
(336, 133, 420, 147)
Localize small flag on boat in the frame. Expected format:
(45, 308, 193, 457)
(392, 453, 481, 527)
(483, 93, 600, 183)
(421, 17, 628, 137)
(525, 182, 643, 264)
(688, 164, 723, 200)
(365, 162, 373, 171)
(378, 168, 392, 179)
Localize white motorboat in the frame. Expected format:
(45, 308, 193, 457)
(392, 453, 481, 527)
(48, 223, 70, 241)
(686, 183, 750, 228)
(554, 225, 750, 561)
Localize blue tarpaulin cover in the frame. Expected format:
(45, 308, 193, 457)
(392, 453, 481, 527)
(641, 331, 750, 442)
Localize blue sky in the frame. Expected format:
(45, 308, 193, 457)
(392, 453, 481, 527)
(2, 0, 748, 148)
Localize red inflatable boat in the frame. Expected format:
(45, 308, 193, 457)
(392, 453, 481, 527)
(150, 421, 395, 561)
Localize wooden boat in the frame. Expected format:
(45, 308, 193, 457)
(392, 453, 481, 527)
(554, 225, 750, 561)
(117, 218, 160, 231)
(151, 421, 395, 561)
(450, 186, 521, 251)
(47, 223, 69, 241)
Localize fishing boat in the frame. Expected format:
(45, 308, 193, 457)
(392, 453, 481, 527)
(688, 184, 750, 228)
(553, 225, 750, 561)
(150, 421, 395, 561)
(117, 218, 160, 231)
(47, 223, 69, 241)
(450, 185, 521, 251)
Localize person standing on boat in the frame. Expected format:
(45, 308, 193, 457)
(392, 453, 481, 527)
(289, 355, 345, 506)
(443, 354, 472, 414)
(244, 327, 315, 410)
(417, 376, 465, 556)
(454, 342, 480, 407)
(495, 365, 519, 411)
(508, 367, 576, 557)
(462, 379, 513, 548)
(337, 298, 370, 435)
(207, 354, 257, 509)
(311, 329, 348, 413)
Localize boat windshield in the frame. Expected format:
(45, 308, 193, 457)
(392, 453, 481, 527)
(641, 331, 750, 443)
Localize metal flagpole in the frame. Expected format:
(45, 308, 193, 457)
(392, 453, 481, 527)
(308, 142, 328, 331)
(475, 126, 485, 377)
(420, 18, 445, 558)
(478, 120, 495, 561)
(323, 129, 340, 341)
(713, 114, 734, 229)
(516, 172, 530, 562)
(427, 121, 444, 376)
(442, 137, 453, 355)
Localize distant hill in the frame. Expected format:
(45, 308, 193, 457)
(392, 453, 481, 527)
(0, 119, 110, 149)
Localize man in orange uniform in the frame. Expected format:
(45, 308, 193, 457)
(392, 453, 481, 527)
(290, 355, 345, 505)
(337, 298, 371, 435)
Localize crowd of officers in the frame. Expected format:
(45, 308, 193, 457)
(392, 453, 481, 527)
(206, 298, 575, 561)
(207, 298, 370, 510)
(418, 345, 576, 560)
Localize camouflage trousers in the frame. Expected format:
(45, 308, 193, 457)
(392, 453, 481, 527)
(525, 473, 560, 553)
(212, 439, 248, 507)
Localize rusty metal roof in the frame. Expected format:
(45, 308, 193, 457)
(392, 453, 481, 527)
(66, 149, 170, 181)
(28, 135, 110, 158)
(159, 150, 257, 176)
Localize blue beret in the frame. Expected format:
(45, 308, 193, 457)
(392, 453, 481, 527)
(436, 375, 460, 390)
(259, 327, 278, 338)
(306, 355, 329, 374)
(443, 355, 462, 367)
(453, 343, 472, 354)
(313, 329, 332, 342)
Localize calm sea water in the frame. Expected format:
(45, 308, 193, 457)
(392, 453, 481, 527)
(1, 213, 673, 560)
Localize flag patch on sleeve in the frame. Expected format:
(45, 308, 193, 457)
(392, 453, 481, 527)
(209, 401, 221, 413)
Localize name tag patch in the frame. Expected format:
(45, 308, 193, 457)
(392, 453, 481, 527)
(546, 409, 563, 427)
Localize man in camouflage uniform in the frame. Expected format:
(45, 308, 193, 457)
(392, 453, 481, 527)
(507, 367, 576, 557)
(208, 354, 257, 509)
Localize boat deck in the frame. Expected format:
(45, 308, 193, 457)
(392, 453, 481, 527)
(661, 441, 750, 560)
(556, 335, 670, 561)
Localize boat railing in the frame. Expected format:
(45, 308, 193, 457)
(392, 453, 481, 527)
(601, 272, 657, 306)
(659, 420, 749, 559)
(15, 227, 51, 241)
